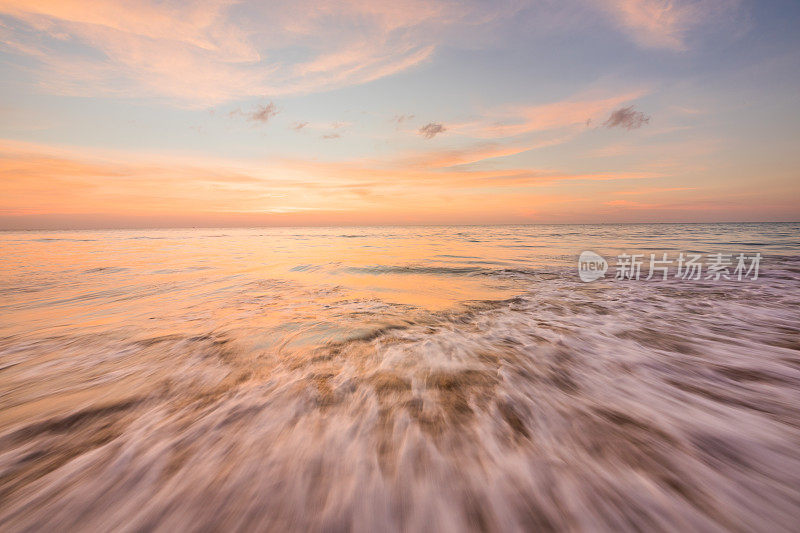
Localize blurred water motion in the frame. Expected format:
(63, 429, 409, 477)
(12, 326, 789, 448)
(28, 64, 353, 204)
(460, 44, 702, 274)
(1, 223, 799, 532)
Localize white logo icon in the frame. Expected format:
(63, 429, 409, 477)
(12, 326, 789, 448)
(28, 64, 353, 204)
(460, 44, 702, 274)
(578, 251, 608, 282)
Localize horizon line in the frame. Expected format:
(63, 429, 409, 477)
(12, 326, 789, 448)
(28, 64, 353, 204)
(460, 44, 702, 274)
(2, 220, 798, 232)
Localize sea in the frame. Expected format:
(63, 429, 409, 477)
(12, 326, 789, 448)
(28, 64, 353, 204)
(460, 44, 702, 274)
(1, 223, 799, 531)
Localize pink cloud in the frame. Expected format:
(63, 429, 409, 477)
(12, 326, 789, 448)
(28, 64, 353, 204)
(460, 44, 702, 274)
(0, 0, 511, 105)
(599, 0, 739, 51)
(450, 90, 647, 139)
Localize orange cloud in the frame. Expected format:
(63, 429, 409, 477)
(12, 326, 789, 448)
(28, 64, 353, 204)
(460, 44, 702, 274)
(5, 137, 793, 228)
(0, 139, 667, 224)
(615, 186, 697, 195)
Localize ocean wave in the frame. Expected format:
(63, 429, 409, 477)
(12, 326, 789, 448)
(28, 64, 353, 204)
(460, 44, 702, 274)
(1, 270, 799, 531)
(1, 228, 799, 531)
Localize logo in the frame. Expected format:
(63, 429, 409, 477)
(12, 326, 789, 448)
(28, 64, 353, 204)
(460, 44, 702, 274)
(578, 251, 608, 282)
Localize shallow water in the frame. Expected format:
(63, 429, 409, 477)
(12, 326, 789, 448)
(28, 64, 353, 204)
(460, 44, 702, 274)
(1, 223, 799, 532)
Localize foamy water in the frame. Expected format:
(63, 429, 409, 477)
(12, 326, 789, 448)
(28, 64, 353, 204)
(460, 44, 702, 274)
(1, 224, 799, 531)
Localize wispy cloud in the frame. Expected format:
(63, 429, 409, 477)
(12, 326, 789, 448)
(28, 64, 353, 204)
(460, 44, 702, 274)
(0, 139, 660, 217)
(248, 102, 278, 123)
(615, 186, 697, 195)
(0, 0, 523, 106)
(603, 199, 659, 208)
(450, 91, 647, 139)
(412, 90, 649, 165)
(393, 114, 415, 124)
(229, 102, 279, 124)
(401, 135, 576, 168)
(4, 138, 795, 226)
(599, 0, 739, 50)
(603, 105, 650, 130)
(0, 0, 744, 108)
(292, 121, 309, 131)
(418, 122, 447, 139)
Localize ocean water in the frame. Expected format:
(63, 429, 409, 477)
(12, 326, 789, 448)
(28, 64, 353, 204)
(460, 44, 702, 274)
(0, 223, 799, 532)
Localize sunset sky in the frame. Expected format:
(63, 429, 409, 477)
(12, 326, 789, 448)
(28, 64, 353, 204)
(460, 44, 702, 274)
(1, 0, 798, 228)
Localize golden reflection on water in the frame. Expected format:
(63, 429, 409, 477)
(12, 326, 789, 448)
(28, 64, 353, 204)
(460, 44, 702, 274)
(1, 224, 799, 531)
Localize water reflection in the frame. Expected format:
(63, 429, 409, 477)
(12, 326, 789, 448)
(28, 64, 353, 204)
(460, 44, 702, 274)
(1, 224, 799, 531)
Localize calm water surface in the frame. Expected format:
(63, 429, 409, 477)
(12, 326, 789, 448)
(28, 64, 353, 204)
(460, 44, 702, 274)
(1, 223, 799, 531)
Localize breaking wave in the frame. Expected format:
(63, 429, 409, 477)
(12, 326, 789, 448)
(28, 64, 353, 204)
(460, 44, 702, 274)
(0, 225, 799, 532)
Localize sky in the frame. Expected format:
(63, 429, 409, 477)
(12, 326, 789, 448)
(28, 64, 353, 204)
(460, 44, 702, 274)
(0, 0, 799, 228)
